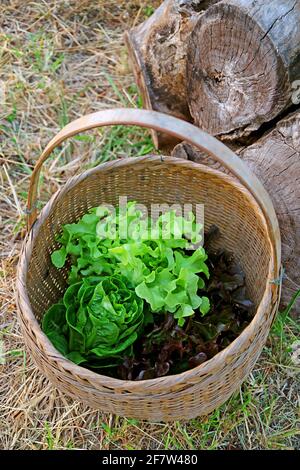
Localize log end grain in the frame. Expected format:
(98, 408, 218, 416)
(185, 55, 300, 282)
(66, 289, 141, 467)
(186, 1, 297, 138)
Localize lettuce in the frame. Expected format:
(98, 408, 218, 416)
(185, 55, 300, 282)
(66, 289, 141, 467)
(42, 274, 144, 366)
(44, 202, 211, 365)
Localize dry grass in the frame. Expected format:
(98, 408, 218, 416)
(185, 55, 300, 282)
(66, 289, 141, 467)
(0, 0, 299, 450)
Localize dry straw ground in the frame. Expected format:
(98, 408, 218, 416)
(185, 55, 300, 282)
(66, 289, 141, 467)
(0, 0, 299, 450)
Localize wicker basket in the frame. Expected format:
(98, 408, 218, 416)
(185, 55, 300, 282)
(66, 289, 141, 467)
(16, 109, 281, 421)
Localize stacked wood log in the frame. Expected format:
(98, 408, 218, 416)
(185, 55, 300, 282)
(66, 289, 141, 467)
(172, 111, 300, 309)
(187, 0, 300, 140)
(125, 0, 220, 148)
(125, 0, 300, 309)
(126, 0, 300, 145)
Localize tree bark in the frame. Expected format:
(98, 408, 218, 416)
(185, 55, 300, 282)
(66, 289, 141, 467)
(240, 111, 300, 308)
(172, 111, 300, 309)
(125, 0, 219, 149)
(187, 0, 300, 140)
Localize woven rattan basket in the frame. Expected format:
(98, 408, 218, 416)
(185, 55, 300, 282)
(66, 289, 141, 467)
(16, 109, 281, 421)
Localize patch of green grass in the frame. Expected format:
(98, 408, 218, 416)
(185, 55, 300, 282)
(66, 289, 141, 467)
(2, 348, 27, 372)
(65, 440, 75, 450)
(144, 6, 155, 17)
(103, 72, 129, 107)
(5, 104, 17, 123)
(27, 32, 65, 74)
(181, 390, 254, 450)
(270, 289, 300, 364)
(81, 78, 155, 166)
(44, 421, 55, 450)
(3, 348, 25, 358)
(87, 77, 154, 164)
(59, 95, 70, 128)
(90, 124, 154, 165)
(272, 289, 300, 338)
(42, 77, 155, 168)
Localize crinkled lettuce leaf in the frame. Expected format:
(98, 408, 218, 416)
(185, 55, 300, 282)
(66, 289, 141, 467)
(45, 202, 211, 364)
(43, 274, 144, 367)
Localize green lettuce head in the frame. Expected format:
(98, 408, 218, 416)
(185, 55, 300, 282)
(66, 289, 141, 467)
(42, 274, 144, 367)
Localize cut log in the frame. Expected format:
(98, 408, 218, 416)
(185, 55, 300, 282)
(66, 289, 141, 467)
(125, 0, 219, 149)
(187, 0, 300, 140)
(240, 111, 300, 309)
(172, 111, 300, 309)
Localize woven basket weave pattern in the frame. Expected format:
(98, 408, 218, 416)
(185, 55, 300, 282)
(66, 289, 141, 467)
(17, 155, 278, 421)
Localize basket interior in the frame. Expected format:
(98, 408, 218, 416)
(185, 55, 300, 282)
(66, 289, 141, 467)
(26, 159, 272, 322)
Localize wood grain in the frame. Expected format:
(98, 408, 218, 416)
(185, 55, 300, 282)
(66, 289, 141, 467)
(240, 111, 300, 307)
(125, 0, 219, 148)
(187, 0, 300, 139)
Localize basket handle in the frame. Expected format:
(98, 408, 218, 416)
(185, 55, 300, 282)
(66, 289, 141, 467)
(27, 108, 281, 271)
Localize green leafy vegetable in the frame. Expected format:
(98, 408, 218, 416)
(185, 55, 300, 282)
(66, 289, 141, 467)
(44, 201, 211, 367)
(50, 202, 210, 327)
(43, 274, 144, 366)
(117, 240, 255, 381)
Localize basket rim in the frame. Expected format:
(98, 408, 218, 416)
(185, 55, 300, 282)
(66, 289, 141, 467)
(16, 155, 277, 391)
